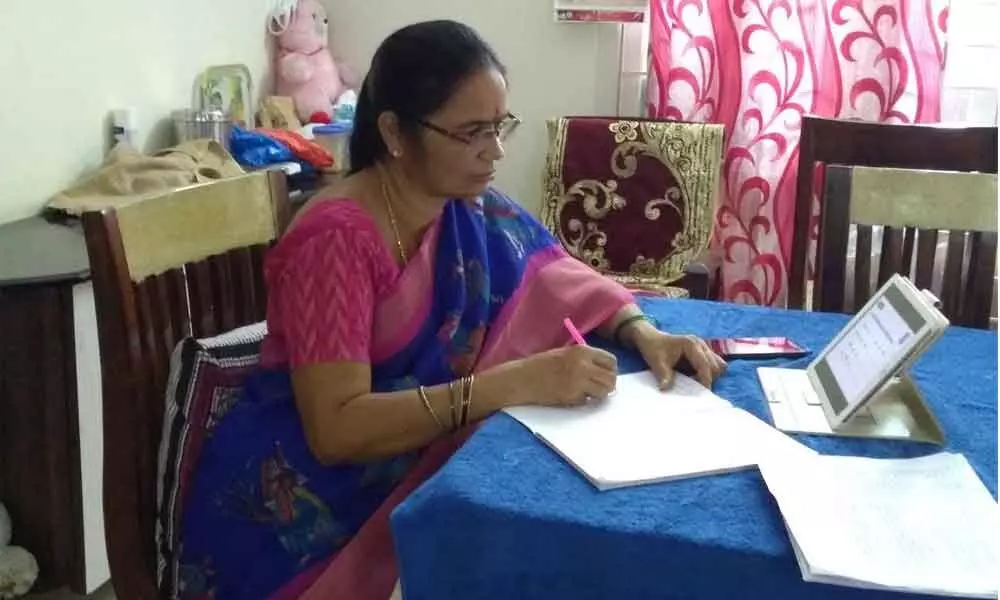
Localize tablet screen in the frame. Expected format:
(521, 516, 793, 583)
(812, 285, 926, 417)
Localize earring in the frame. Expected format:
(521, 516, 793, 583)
(391, 148, 402, 158)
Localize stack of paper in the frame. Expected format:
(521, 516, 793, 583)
(505, 371, 812, 490)
(759, 452, 999, 598)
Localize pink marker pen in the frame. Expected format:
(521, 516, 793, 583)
(563, 317, 588, 346)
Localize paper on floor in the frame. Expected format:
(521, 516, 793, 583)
(759, 452, 999, 598)
(505, 371, 813, 490)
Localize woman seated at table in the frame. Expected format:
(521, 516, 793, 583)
(178, 19, 725, 600)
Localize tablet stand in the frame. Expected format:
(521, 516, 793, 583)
(832, 372, 945, 444)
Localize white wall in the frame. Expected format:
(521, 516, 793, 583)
(0, 0, 272, 225)
(323, 0, 623, 214)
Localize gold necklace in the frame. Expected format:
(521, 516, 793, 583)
(380, 175, 408, 264)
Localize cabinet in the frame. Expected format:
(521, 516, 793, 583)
(0, 217, 108, 595)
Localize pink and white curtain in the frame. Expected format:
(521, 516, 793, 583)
(647, 0, 950, 305)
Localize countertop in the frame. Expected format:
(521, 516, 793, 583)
(0, 216, 90, 288)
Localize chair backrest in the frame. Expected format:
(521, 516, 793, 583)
(790, 116, 998, 309)
(542, 116, 723, 293)
(81, 171, 290, 599)
(816, 165, 997, 328)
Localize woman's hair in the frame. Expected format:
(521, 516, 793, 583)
(348, 20, 506, 173)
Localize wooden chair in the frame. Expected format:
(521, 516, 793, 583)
(542, 116, 724, 299)
(816, 165, 997, 329)
(790, 116, 998, 309)
(81, 171, 290, 599)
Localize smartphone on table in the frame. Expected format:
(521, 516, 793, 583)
(707, 337, 809, 360)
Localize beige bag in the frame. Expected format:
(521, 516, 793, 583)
(259, 96, 302, 130)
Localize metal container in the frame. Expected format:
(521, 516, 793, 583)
(171, 109, 233, 148)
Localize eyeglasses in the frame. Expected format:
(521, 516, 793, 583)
(417, 112, 520, 146)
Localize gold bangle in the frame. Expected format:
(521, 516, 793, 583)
(457, 376, 466, 428)
(447, 380, 460, 431)
(461, 374, 475, 427)
(417, 386, 445, 431)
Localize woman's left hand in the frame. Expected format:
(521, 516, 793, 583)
(629, 326, 727, 390)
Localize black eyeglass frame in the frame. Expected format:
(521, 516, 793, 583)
(416, 112, 521, 146)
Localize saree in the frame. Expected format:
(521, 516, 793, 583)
(176, 188, 633, 600)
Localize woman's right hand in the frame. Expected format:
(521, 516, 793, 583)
(516, 346, 618, 407)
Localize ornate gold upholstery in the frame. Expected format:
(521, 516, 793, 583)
(542, 117, 724, 298)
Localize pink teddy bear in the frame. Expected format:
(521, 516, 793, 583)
(269, 0, 355, 123)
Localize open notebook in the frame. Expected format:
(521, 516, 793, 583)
(505, 371, 812, 490)
(759, 452, 998, 598)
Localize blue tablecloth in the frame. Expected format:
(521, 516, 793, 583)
(391, 298, 998, 600)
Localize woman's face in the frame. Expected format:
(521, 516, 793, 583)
(404, 67, 513, 200)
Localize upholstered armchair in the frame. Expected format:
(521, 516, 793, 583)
(542, 117, 724, 299)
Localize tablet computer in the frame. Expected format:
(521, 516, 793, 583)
(806, 273, 949, 429)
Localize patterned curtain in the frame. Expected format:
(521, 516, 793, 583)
(646, 0, 950, 305)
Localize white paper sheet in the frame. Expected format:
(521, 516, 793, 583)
(759, 452, 999, 598)
(505, 371, 813, 490)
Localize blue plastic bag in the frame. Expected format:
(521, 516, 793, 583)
(229, 126, 293, 168)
